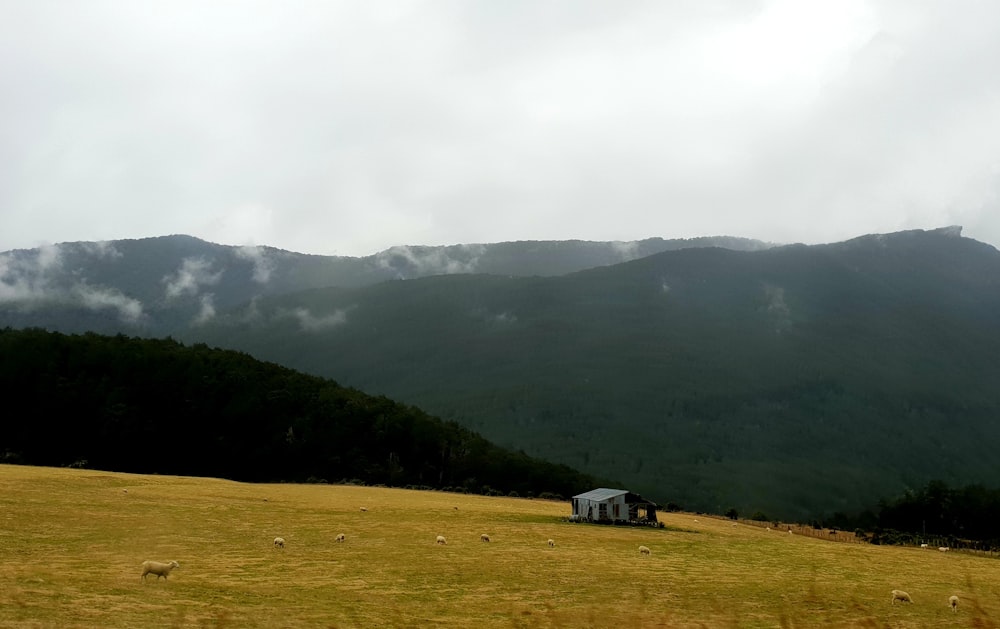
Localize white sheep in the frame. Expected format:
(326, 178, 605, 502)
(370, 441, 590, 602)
(949, 595, 959, 612)
(273, 537, 285, 548)
(140, 560, 180, 582)
(638, 545, 651, 556)
(920, 543, 928, 548)
(891, 589, 912, 604)
(436, 535, 447, 545)
(360, 507, 368, 512)
(335, 533, 345, 543)
(480, 534, 491, 543)
(547, 539, 555, 548)
(939, 546, 950, 552)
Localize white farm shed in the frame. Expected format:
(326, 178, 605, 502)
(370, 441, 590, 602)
(571, 488, 659, 525)
(573, 488, 629, 522)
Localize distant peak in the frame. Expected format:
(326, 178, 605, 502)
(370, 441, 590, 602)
(933, 225, 962, 238)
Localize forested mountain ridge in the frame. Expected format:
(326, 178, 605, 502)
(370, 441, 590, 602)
(0, 234, 770, 336)
(0, 328, 607, 497)
(3, 226, 999, 520)
(182, 226, 1000, 519)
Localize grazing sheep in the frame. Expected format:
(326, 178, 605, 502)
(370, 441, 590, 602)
(788, 530, 793, 535)
(140, 560, 180, 582)
(547, 539, 555, 548)
(891, 589, 913, 604)
(360, 507, 368, 512)
(480, 534, 491, 543)
(436, 535, 447, 545)
(939, 546, 950, 552)
(920, 543, 928, 548)
(638, 545, 651, 556)
(273, 537, 285, 548)
(335, 533, 345, 543)
(950, 595, 959, 612)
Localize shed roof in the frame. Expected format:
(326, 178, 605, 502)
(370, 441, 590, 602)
(573, 488, 629, 501)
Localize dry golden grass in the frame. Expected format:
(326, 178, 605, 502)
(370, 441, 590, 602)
(2, 464, 998, 628)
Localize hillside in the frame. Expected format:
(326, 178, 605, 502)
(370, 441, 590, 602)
(0, 328, 605, 497)
(3, 227, 999, 520)
(183, 227, 1000, 519)
(0, 234, 770, 336)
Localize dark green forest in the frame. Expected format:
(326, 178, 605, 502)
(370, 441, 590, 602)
(0, 328, 606, 498)
(824, 480, 1000, 550)
(3, 227, 1000, 520)
(187, 229, 1000, 519)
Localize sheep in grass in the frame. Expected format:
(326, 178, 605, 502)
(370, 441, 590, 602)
(360, 507, 368, 512)
(436, 535, 447, 545)
(939, 546, 950, 552)
(140, 560, 180, 582)
(335, 533, 346, 543)
(950, 595, 959, 612)
(273, 537, 285, 548)
(891, 589, 913, 605)
(638, 545, 651, 556)
(547, 539, 555, 548)
(480, 534, 491, 543)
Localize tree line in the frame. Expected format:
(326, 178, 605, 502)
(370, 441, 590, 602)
(0, 328, 607, 499)
(823, 480, 1000, 549)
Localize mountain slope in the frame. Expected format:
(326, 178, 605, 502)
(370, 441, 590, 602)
(0, 234, 771, 336)
(4, 227, 998, 519)
(0, 328, 606, 497)
(184, 227, 1000, 519)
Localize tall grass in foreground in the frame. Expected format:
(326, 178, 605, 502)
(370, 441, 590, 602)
(2, 464, 998, 628)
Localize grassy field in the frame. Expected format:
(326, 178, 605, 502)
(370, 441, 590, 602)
(1, 465, 998, 628)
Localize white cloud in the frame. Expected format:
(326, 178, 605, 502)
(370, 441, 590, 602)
(0, 247, 143, 322)
(78, 240, 123, 259)
(163, 257, 223, 299)
(0, 248, 61, 302)
(234, 245, 277, 284)
(1, 1, 999, 255)
(609, 241, 642, 262)
(374, 244, 485, 276)
(491, 311, 516, 325)
(73, 283, 144, 323)
(282, 307, 349, 332)
(192, 294, 216, 325)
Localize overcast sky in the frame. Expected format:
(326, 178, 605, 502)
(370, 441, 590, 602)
(2, 0, 999, 256)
